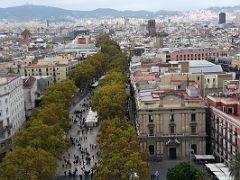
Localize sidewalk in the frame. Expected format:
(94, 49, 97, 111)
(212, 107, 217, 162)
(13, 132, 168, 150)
(56, 93, 99, 179)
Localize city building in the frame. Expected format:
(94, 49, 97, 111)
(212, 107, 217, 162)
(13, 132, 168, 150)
(157, 48, 227, 62)
(54, 44, 100, 59)
(219, 12, 226, 24)
(23, 76, 37, 117)
(0, 75, 25, 157)
(135, 85, 207, 160)
(207, 80, 240, 165)
(15, 56, 79, 83)
(147, 20, 156, 37)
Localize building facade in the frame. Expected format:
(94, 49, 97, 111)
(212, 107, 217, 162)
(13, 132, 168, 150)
(0, 75, 25, 157)
(15, 56, 79, 83)
(135, 87, 207, 160)
(147, 19, 156, 37)
(219, 12, 226, 24)
(207, 81, 240, 165)
(158, 48, 227, 62)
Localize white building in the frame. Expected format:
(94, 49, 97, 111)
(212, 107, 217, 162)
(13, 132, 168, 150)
(0, 75, 25, 156)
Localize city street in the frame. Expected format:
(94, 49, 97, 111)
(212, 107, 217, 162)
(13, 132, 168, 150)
(56, 93, 99, 180)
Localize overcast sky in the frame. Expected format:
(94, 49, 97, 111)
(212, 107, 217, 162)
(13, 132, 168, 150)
(0, 0, 239, 11)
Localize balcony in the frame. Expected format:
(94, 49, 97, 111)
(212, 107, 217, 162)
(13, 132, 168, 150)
(0, 124, 12, 132)
(147, 134, 156, 137)
(159, 133, 184, 137)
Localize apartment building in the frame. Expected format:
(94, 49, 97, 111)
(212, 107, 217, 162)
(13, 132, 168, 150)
(15, 56, 79, 83)
(207, 80, 240, 165)
(158, 48, 227, 62)
(0, 75, 25, 157)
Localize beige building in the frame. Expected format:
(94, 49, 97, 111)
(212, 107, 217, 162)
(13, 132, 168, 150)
(135, 86, 207, 160)
(231, 54, 240, 68)
(14, 56, 79, 83)
(159, 72, 233, 97)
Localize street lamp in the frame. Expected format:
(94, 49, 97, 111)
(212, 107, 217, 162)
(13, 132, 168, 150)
(187, 149, 194, 173)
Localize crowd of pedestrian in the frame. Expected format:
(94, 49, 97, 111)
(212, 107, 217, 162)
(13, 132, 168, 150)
(58, 94, 99, 179)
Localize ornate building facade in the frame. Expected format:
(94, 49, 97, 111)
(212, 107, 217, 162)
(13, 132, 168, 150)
(135, 87, 207, 160)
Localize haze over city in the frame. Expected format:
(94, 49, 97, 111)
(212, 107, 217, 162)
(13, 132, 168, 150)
(0, 0, 240, 11)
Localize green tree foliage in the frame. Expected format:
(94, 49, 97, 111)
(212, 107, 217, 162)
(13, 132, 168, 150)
(34, 103, 71, 131)
(88, 53, 110, 78)
(14, 120, 68, 157)
(0, 147, 57, 180)
(91, 82, 127, 121)
(71, 61, 96, 89)
(99, 71, 126, 87)
(94, 119, 148, 180)
(166, 161, 209, 180)
(230, 151, 240, 180)
(71, 52, 110, 89)
(96, 35, 119, 49)
(109, 54, 128, 72)
(41, 79, 77, 107)
(0, 79, 77, 178)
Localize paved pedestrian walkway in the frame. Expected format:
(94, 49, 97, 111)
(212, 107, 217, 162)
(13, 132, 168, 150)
(56, 93, 99, 179)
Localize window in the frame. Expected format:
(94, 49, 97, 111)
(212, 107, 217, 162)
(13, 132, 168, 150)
(191, 114, 196, 121)
(227, 108, 233, 114)
(149, 145, 155, 155)
(191, 126, 196, 135)
(0, 121, 3, 129)
(170, 126, 175, 134)
(191, 144, 197, 154)
(197, 76, 200, 81)
(149, 127, 154, 136)
(0, 110, 2, 117)
(149, 115, 153, 123)
(170, 114, 174, 122)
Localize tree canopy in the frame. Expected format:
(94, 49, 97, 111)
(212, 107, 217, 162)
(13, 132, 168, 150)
(166, 161, 209, 180)
(230, 151, 240, 180)
(99, 71, 126, 87)
(94, 119, 148, 180)
(0, 147, 57, 180)
(41, 79, 77, 107)
(14, 120, 69, 157)
(0, 79, 77, 179)
(91, 82, 127, 121)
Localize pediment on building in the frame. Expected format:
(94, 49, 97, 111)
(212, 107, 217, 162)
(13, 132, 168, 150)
(160, 92, 184, 107)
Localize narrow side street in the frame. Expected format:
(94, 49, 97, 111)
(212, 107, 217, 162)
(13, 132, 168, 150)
(56, 93, 99, 180)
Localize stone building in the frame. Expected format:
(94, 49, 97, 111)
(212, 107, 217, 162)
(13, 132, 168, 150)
(135, 85, 207, 160)
(207, 80, 240, 165)
(0, 75, 25, 157)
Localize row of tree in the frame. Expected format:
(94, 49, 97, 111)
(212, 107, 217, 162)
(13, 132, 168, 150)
(0, 80, 77, 180)
(71, 35, 128, 90)
(90, 36, 148, 179)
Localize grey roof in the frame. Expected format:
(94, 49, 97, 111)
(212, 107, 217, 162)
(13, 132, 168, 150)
(189, 65, 223, 74)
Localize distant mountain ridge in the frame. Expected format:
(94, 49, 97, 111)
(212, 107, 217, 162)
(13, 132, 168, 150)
(206, 5, 240, 14)
(0, 5, 180, 20)
(0, 4, 240, 20)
